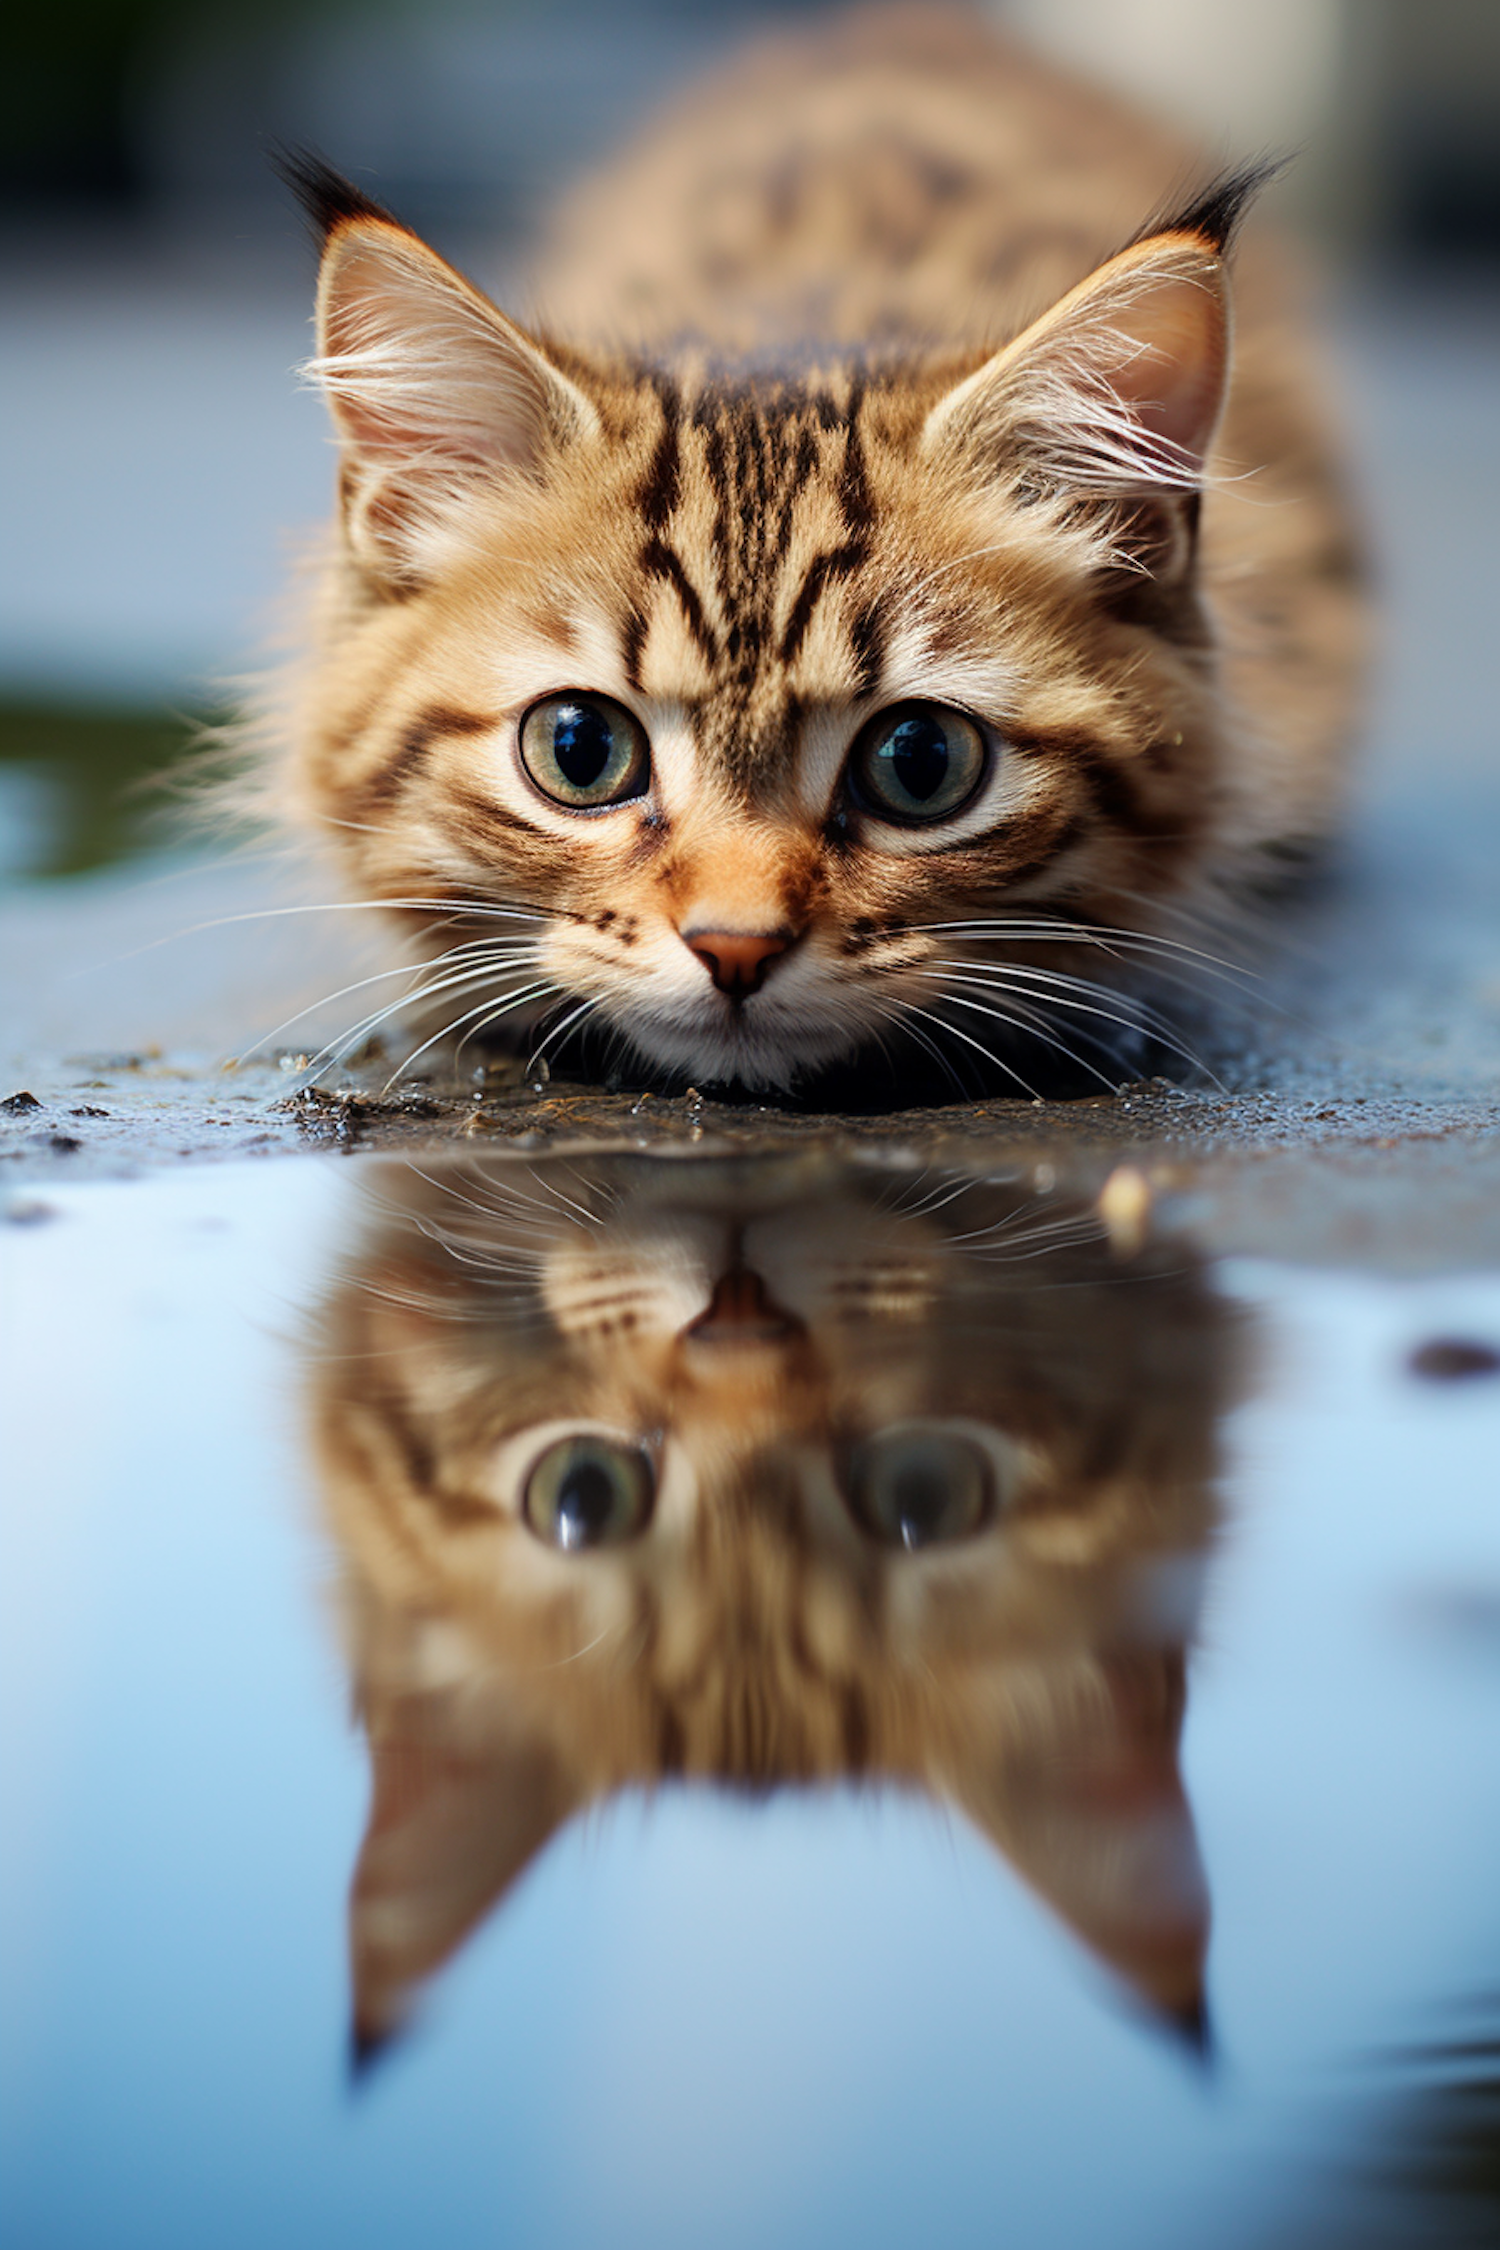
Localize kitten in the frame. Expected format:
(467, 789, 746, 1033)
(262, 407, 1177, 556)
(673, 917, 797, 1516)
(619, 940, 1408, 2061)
(271, 5, 1364, 1096)
(306, 1150, 1242, 2056)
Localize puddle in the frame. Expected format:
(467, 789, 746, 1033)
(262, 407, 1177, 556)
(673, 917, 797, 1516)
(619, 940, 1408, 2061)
(4, 1150, 1500, 2249)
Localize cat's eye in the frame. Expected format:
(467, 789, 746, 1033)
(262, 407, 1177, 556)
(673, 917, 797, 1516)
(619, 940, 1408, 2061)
(846, 701, 988, 825)
(522, 1434, 655, 1549)
(518, 693, 650, 809)
(847, 1425, 996, 1549)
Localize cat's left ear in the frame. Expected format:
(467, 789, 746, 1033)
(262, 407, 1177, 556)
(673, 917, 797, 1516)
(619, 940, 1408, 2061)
(348, 1687, 580, 2069)
(278, 152, 601, 582)
(922, 166, 1275, 582)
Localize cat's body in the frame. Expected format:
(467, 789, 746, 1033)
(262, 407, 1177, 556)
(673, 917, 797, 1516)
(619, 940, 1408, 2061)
(275, 6, 1364, 1095)
(310, 1150, 1240, 2053)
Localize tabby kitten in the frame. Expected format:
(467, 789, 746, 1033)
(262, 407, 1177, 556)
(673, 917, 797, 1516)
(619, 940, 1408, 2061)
(307, 1149, 1241, 2056)
(274, 6, 1364, 1094)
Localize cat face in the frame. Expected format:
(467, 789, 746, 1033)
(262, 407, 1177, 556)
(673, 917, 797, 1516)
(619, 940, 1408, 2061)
(284, 160, 1252, 1091)
(307, 1151, 1242, 2055)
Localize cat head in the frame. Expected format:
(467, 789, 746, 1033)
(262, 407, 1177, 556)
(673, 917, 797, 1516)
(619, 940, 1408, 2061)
(282, 155, 1269, 1091)
(306, 1151, 1243, 2057)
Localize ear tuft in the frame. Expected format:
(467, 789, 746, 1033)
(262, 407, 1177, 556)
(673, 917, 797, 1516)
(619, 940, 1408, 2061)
(271, 144, 396, 246)
(298, 198, 602, 581)
(1141, 155, 1286, 256)
(922, 218, 1238, 572)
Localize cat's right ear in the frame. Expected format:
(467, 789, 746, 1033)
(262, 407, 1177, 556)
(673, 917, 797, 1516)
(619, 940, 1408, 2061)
(277, 152, 601, 584)
(947, 1647, 1212, 2046)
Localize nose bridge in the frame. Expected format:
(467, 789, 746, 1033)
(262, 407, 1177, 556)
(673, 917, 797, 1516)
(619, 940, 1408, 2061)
(675, 811, 800, 930)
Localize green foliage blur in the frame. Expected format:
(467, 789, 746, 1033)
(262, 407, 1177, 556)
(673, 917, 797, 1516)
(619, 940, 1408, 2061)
(0, 701, 205, 873)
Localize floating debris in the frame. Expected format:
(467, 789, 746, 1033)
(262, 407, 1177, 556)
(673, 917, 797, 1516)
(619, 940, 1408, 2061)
(1408, 1337, 1500, 1382)
(1097, 1164, 1153, 1257)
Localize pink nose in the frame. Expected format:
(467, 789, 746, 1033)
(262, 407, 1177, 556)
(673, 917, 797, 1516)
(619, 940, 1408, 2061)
(684, 927, 793, 998)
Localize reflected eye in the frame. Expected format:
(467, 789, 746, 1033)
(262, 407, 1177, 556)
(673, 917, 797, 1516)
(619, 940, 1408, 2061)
(519, 693, 650, 808)
(848, 1425, 996, 1549)
(522, 1434, 655, 1550)
(847, 702, 988, 824)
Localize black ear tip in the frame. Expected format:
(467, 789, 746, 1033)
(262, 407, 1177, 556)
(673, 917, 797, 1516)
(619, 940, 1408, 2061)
(270, 143, 397, 244)
(347, 2015, 397, 2086)
(1149, 155, 1290, 255)
(1161, 1990, 1215, 2067)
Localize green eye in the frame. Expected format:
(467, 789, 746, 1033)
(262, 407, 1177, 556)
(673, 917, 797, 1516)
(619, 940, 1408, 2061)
(848, 702, 988, 824)
(519, 693, 650, 809)
(847, 1425, 996, 1549)
(522, 1434, 655, 1550)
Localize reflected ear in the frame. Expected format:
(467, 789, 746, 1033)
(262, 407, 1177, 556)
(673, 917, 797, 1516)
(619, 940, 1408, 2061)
(349, 1688, 579, 2066)
(947, 1648, 1211, 2038)
(280, 152, 600, 582)
(920, 173, 1270, 585)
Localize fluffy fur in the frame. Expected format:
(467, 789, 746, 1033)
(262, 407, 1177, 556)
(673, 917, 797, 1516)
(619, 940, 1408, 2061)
(269, 7, 1365, 1095)
(308, 1148, 1242, 2056)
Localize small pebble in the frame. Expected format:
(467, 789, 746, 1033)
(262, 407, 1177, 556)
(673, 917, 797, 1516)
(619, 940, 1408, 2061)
(5, 1196, 57, 1225)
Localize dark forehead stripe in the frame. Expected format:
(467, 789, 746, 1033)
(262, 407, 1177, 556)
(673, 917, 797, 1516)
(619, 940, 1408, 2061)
(665, 372, 887, 783)
(779, 377, 878, 669)
(637, 370, 682, 533)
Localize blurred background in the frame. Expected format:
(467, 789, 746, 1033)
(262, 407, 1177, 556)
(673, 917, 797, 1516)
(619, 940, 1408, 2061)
(1, 0, 1497, 883)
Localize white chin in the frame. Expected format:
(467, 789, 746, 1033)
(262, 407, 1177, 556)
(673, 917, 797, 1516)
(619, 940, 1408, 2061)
(604, 999, 867, 1091)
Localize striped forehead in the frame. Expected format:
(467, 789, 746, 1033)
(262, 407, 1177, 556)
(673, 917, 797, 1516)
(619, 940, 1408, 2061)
(617, 373, 885, 780)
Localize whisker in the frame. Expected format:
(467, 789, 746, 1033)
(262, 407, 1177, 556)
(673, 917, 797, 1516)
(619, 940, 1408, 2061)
(237, 940, 538, 1065)
(296, 955, 540, 1084)
(525, 997, 600, 1076)
(912, 962, 1218, 1084)
(385, 980, 558, 1088)
(900, 1001, 1047, 1098)
(106, 892, 564, 974)
(905, 915, 1255, 985)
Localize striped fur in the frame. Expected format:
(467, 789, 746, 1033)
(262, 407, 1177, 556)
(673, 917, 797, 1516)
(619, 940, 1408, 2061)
(272, 7, 1365, 1093)
(310, 1151, 1239, 2054)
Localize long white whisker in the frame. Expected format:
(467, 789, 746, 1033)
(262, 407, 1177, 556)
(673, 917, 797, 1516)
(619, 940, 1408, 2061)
(912, 962, 1217, 1082)
(452, 982, 566, 1064)
(385, 981, 557, 1088)
(905, 916, 1252, 983)
(921, 985, 1126, 1093)
(900, 1001, 1046, 1098)
(526, 998, 599, 1075)
(238, 941, 538, 1064)
(106, 893, 561, 974)
(298, 955, 539, 1082)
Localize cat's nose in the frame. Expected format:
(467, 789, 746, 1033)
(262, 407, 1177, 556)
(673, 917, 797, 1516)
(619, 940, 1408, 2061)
(683, 927, 793, 998)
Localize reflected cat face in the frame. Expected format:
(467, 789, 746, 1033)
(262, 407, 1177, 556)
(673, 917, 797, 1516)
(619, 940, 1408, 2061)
(307, 1151, 1242, 2057)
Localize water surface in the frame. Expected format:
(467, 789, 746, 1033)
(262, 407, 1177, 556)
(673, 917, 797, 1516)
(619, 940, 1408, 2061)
(4, 1149, 1499, 2247)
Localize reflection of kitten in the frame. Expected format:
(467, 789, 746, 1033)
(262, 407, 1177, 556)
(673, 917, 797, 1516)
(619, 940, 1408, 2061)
(270, 7, 1364, 1094)
(307, 1152, 1243, 2057)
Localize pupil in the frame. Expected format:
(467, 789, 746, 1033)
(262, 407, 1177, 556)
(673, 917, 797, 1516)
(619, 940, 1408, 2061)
(555, 1458, 617, 1547)
(892, 1463, 948, 1549)
(553, 705, 612, 789)
(888, 717, 950, 803)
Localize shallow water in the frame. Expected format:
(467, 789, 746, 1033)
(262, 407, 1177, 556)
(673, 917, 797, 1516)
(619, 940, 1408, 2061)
(4, 1149, 1499, 2250)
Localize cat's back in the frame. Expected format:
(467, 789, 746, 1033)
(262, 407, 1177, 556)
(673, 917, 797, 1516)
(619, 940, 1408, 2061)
(537, 5, 1205, 355)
